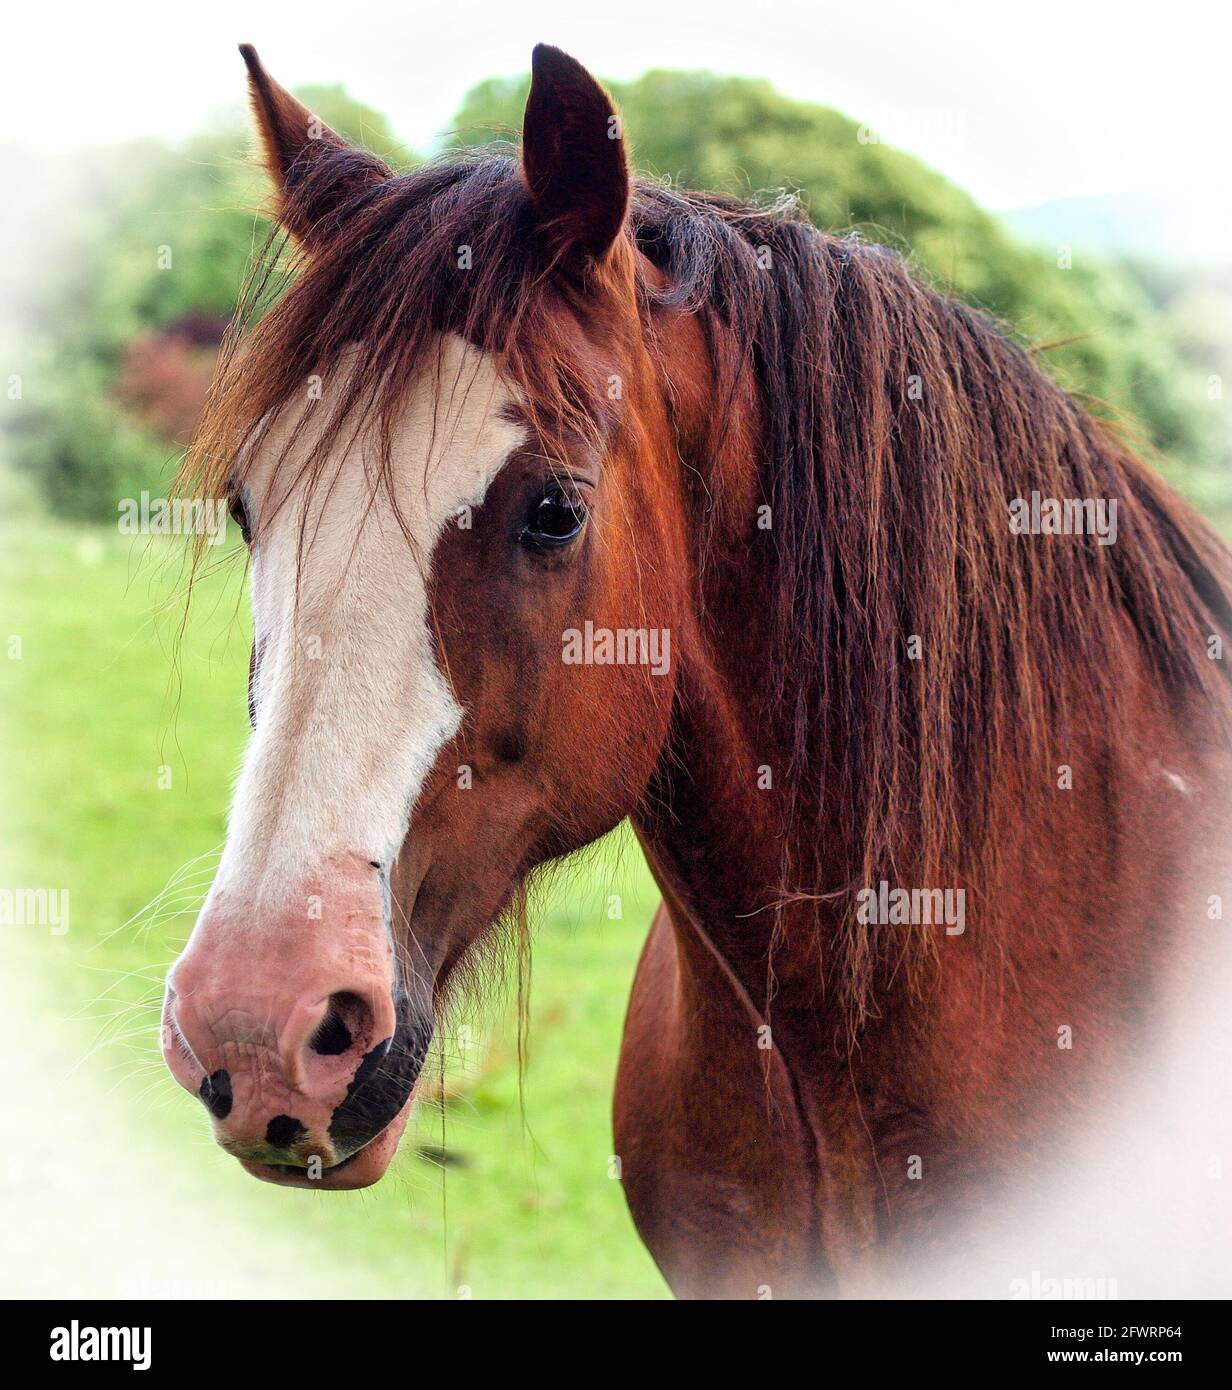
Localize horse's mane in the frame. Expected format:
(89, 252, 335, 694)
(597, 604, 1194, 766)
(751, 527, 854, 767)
(183, 148, 1232, 1025)
(634, 181, 1232, 1018)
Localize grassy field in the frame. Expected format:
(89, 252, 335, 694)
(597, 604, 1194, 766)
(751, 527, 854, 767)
(0, 481, 669, 1299)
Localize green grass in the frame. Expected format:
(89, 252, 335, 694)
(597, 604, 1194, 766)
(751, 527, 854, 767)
(0, 498, 669, 1299)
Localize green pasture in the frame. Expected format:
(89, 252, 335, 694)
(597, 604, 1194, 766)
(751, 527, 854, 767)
(0, 478, 668, 1299)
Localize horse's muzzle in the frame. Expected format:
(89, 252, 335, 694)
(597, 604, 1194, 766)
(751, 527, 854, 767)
(160, 856, 430, 1188)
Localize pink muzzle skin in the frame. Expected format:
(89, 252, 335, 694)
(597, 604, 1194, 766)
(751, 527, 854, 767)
(161, 854, 421, 1188)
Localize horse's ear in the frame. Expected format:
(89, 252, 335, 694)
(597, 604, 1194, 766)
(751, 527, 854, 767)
(239, 44, 389, 245)
(522, 44, 630, 272)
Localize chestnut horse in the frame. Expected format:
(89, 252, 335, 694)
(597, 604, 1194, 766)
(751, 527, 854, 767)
(163, 43, 1232, 1297)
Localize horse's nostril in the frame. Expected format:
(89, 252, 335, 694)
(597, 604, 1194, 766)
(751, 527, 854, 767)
(308, 992, 360, 1056)
(199, 1068, 233, 1120)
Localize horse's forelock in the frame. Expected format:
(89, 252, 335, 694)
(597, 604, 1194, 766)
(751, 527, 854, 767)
(180, 154, 600, 550)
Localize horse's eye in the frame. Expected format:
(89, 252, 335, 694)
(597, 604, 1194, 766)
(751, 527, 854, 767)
(229, 496, 251, 545)
(520, 485, 587, 551)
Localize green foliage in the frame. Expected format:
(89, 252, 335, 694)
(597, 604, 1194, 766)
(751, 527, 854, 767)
(6, 82, 406, 519)
(8, 352, 179, 521)
(19, 75, 406, 366)
(292, 83, 415, 169)
(453, 69, 1224, 513)
(1122, 258, 1232, 516)
(14, 140, 255, 360)
(7, 67, 1226, 522)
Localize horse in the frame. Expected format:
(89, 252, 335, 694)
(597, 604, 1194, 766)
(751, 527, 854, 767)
(162, 42, 1232, 1298)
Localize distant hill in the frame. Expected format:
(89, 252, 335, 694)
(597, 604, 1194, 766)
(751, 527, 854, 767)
(1001, 188, 1232, 269)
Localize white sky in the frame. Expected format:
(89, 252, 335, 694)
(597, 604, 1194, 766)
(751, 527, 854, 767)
(2, 0, 1229, 210)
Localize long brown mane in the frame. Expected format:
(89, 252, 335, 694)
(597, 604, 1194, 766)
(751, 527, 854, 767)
(182, 146, 1232, 1024)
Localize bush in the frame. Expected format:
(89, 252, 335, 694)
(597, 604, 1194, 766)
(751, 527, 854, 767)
(6, 82, 410, 524)
(8, 355, 179, 522)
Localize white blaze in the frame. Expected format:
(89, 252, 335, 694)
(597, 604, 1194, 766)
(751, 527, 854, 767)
(214, 335, 522, 913)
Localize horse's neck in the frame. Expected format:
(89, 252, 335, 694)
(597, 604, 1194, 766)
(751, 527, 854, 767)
(631, 347, 835, 1014)
(633, 351, 1225, 1038)
(634, 556, 1223, 1012)
(633, 544, 828, 1013)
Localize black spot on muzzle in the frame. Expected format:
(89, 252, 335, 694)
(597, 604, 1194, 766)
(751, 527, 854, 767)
(199, 1069, 233, 1120)
(265, 1114, 307, 1149)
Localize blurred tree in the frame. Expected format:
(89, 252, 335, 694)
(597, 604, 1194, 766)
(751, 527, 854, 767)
(7, 69, 1226, 523)
(7, 84, 412, 519)
(453, 70, 1223, 513)
(291, 84, 414, 169)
